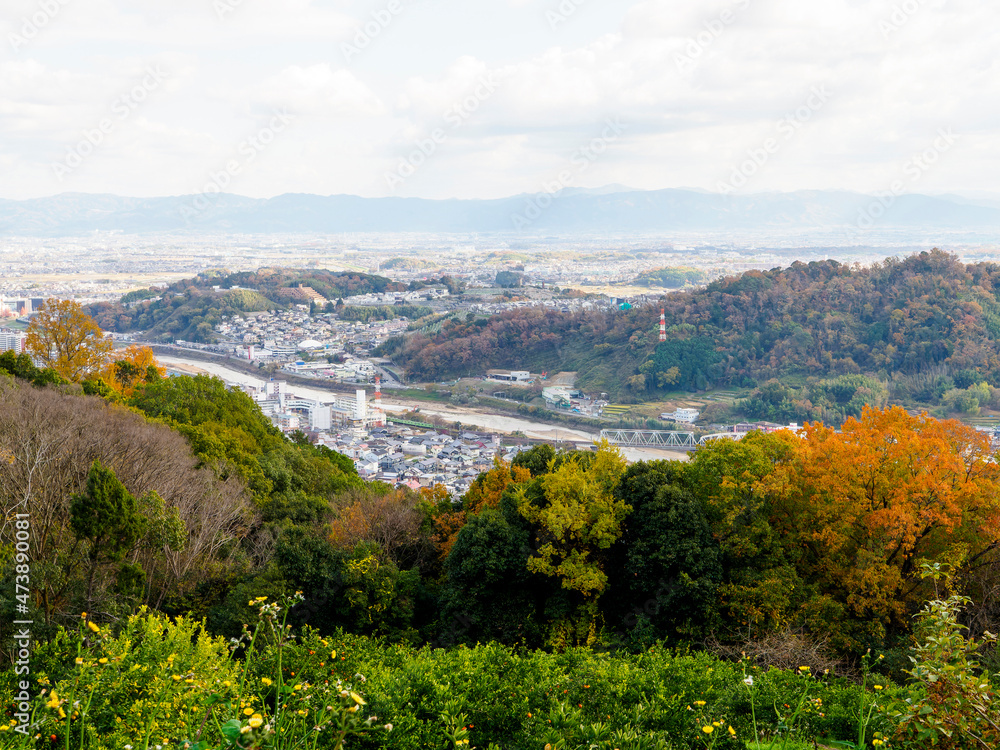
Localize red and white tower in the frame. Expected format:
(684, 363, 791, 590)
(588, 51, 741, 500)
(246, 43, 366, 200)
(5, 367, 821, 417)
(374, 375, 382, 407)
(659, 308, 667, 342)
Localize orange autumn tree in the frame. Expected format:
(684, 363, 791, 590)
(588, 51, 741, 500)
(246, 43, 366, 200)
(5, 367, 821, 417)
(100, 345, 166, 396)
(464, 456, 532, 513)
(430, 456, 532, 560)
(782, 405, 1000, 647)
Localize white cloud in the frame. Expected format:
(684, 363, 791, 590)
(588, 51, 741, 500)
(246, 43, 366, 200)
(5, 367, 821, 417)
(248, 64, 385, 118)
(1, 0, 999, 200)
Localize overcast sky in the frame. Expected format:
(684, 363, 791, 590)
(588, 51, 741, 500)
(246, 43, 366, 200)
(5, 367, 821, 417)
(0, 0, 994, 201)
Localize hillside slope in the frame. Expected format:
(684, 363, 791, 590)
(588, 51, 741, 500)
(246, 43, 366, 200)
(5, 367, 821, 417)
(384, 250, 1000, 401)
(89, 268, 409, 343)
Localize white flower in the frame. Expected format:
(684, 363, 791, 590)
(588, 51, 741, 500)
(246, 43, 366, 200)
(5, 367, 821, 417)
(743, 676, 754, 686)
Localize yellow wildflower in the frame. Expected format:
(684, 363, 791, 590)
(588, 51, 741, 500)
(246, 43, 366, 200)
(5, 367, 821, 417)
(702, 726, 714, 734)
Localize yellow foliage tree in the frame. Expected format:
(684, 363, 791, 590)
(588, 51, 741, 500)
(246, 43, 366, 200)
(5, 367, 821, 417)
(25, 299, 112, 382)
(517, 441, 629, 646)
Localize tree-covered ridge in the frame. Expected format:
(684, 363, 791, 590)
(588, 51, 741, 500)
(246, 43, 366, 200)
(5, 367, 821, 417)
(385, 250, 1000, 400)
(87, 268, 417, 343)
(633, 266, 708, 288)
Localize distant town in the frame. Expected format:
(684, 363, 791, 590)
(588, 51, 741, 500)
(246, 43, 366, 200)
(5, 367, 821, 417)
(5, 232, 1000, 493)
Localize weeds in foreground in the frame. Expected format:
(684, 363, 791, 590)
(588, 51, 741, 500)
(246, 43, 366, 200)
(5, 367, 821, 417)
(1, 594, 388, 750)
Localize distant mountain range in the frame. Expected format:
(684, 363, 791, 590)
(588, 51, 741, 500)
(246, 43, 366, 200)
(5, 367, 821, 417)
(4, 188, 1000, 236)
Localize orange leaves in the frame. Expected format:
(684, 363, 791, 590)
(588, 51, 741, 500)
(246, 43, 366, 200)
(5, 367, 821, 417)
(463, 456, 531, 514)
(795, 407, 995, 556)
(431, 509, 467, 561)
(329, 489, 424, 565)
(784, 406, 1000, 636)
(100, 345, 166, 396)
(427, 458, 531, 561)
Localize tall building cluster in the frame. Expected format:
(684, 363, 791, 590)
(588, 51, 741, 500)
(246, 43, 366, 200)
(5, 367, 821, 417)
(0, 329, 26, 355)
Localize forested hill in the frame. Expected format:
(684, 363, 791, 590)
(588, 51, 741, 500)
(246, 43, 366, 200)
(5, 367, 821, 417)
(88, 268, 418, 343)
(383, 250, 1000, 400)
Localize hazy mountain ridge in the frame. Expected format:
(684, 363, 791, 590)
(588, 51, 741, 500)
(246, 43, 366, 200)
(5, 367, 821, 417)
(3, 188, 1000, 236)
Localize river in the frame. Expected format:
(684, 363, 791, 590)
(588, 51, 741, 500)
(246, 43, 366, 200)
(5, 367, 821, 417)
(157, 355, 688, 462)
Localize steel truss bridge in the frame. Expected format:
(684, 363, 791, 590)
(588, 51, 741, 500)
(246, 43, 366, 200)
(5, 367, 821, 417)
(599, 429, 697, 449)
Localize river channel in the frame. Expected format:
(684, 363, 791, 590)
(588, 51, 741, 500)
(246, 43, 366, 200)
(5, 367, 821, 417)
(157, 355, 688, 462)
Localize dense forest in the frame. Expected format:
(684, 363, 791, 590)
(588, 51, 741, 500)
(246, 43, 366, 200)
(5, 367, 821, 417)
(87, 268, 463, 343)
(382, 251, 1000, 408)
(5, 345, 997, 655)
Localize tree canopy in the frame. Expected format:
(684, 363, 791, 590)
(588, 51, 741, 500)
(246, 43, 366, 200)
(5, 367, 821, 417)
(26, 298, 113, 382)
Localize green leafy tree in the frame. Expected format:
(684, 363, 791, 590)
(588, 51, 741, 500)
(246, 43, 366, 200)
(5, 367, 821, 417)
(892, 562, 1000, 749)
(70, 461, 148, 609)
(606, 461, 723, 643)
(0, 350, 65, 387)
(441, 508, 549, 647)
(511, 444, 556, 477)
(684, 431, 802, 636)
